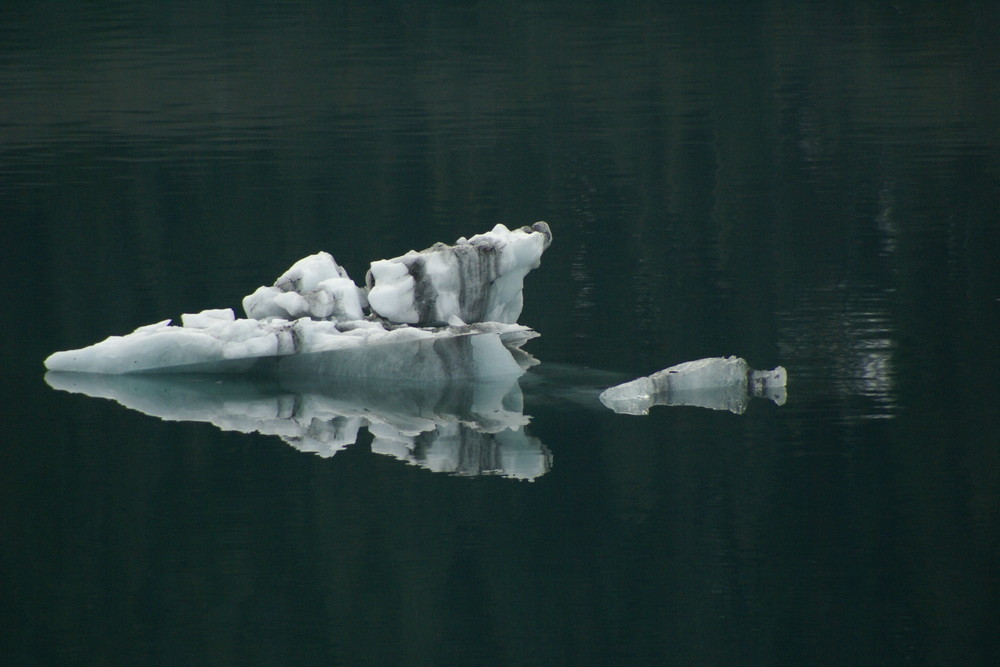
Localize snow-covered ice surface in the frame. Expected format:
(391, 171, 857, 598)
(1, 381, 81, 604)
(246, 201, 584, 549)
(599, 356, 788, 415)
(44, 222, 550, 378)
(45, 371, 551, 480)
(366, 221, 552, 325)
(242, 252, 365, 322)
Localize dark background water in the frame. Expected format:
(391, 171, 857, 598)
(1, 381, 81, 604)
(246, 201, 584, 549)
(2, 1, 998, 665)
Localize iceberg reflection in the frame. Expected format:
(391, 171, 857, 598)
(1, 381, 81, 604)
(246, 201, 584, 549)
(45, 371, 551, 481)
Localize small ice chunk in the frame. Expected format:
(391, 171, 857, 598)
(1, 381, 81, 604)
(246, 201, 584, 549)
(181, 308, 236, 329)
(241, 286, 286, 319)
(275, 251, 350, 292)
(243, 251, 364, 322)
(365, 260, 418, 323)
(317, 277, 365, 319)
(366, 221, 551, 326)
(599, 356, 788, 415)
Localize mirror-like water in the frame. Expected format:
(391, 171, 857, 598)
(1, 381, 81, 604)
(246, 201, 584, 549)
(2, 2, 997, 665)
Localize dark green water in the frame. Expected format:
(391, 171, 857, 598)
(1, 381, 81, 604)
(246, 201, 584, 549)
(2, 2, 998, 665)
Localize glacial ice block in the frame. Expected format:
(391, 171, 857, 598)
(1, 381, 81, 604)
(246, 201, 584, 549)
(599, 356, 788, 415)
(366, 222, 552, 326)
(44, 222, 550, 377)
(45, 370, 550, 480)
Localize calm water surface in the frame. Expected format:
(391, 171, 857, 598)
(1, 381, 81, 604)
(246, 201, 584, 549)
(2, 2, 998, 665)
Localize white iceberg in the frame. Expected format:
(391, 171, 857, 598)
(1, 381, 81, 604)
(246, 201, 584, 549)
(45, 371, 551, 480)
(44, 222, 551, 379)
(599, 356, 788, 415)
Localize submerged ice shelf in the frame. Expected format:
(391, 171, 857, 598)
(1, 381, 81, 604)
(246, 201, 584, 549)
(45, 222, 551, 378)
(599, 356, 788, 415)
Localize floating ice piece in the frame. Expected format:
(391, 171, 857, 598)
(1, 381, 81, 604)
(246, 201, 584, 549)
(599, 356, 788, 415)
(45, 371, 550, 480)
(366, 222, 552, 326)
(44, 222, 550, 377)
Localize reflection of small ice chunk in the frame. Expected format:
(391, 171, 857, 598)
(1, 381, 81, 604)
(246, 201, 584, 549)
(283, 417, 363, 458)
(366, 222, 552, 326)
(496, 428, 551, 481)
(372, 422, 550, 481)
(599, 356, 788, 415)
(370, 422, 418, 461)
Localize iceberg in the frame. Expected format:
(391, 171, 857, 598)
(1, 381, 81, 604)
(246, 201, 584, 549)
(44, 222, 551, 379)
(599, 356, 788, 415)
(45, 371, 551, 480)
